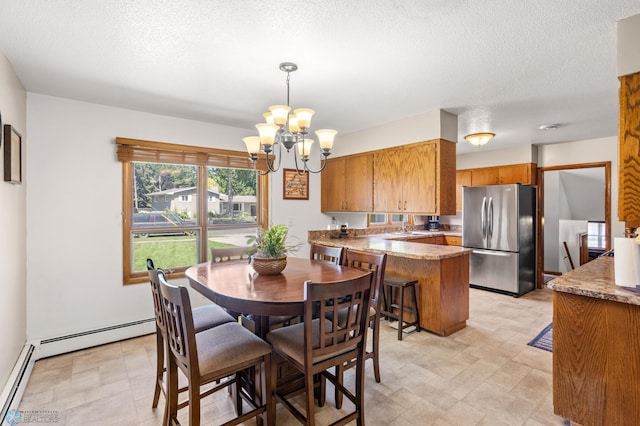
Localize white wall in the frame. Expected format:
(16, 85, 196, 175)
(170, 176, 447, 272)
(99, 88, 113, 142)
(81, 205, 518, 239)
(618, 13, 640, 77)
(25, 94, 273, 341)
(0, 53, 27, 392)
(334, 109, 457, 157)
(457, 144, 538, 169)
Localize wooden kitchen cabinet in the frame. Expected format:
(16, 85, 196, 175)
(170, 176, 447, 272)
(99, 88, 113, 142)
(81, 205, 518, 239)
(444, 235, 462, 246)
(471, 167, 499, 186)
(407, 236, 444, 245)
(459, 163, 537, 190)
(498, 163, 537, 185)
(373, 140, 456, 215)
(455, 170, 471, 211)
(321, 153, 373, 212)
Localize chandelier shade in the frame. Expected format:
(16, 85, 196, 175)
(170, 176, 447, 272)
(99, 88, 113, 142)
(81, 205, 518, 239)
(243, 62, 336, 175)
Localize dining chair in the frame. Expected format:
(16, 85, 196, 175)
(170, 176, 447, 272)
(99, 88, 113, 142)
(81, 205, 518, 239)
(308, 243, 344, 265)
(146, 259, 236, 413)
(157, 269, 273, 426)
(333, 249, 387, 409)
(266, 272, 374, 426)
(210, 246, 251, 263)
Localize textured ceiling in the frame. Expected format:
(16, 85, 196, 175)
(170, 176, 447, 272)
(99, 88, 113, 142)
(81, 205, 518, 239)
(1, 0, 639, 154)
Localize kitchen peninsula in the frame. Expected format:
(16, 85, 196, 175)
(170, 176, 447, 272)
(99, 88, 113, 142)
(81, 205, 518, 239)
(309, 231, 471, 336)
(548, 256, 640, 425)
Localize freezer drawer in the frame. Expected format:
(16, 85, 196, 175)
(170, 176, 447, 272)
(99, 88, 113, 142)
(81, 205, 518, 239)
(469, 249, 519, 294)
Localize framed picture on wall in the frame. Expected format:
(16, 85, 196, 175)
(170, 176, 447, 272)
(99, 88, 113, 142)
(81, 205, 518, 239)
(4, 124, 22, 184)
(283, 168, 309, 200)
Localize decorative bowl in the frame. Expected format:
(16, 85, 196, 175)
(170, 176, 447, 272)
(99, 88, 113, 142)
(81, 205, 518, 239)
(251, 256, 287, 275)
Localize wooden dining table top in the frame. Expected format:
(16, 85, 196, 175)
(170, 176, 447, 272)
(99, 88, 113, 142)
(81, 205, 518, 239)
(185, 257, 371, 319)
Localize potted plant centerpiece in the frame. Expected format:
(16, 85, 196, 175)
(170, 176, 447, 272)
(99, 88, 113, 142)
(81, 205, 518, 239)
(249, 224, 300, 275)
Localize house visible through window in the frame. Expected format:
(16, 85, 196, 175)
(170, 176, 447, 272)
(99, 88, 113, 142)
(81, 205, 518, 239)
(117, 138, 268, 284)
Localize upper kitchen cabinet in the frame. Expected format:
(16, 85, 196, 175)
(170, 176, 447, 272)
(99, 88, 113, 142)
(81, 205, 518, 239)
(373, 140, 456, 215)
(455, 170, 471, 211)
(460, 163, 537, 187)
(321, 153, 373, 212)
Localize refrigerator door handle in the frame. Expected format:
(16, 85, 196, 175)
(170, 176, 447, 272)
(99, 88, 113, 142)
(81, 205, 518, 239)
(481, 196, 487, 246)
(472, 249, 511, 257)
(488, 196, 494, 244)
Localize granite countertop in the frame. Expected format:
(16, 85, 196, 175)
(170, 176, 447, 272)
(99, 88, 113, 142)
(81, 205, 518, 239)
(311, 236, 471, 260)
(547, 256, 640, 306)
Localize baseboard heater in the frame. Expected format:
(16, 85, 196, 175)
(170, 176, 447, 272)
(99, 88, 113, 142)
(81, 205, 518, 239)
(0, 344, 36, 424)
(38, 318, 156, 359)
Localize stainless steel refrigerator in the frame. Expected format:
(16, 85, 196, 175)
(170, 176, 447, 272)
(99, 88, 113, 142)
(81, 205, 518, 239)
(462, 184, 536, 296)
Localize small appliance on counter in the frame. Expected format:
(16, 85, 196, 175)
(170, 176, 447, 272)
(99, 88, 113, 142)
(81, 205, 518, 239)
(339, 223, 349, 238)
(426, 216, 440, 231)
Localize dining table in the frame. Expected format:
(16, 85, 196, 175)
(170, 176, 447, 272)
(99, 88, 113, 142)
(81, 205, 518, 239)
(185, 256, 371, 339)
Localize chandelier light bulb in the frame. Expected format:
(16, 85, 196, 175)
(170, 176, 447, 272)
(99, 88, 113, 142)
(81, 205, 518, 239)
(256, 123, 279, 146)
(263, 112, 274, 124)
(315, 129, 337, 151)
(268, 105, 291, 126)
(294, 108, 315, 130)
(288, 114, 300, 133)
(296, 139, 314, 159)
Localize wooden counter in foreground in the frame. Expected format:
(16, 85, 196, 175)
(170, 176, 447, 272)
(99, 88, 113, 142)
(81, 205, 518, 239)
(311, 236, 471, 336)
(548, 256, 640, 426)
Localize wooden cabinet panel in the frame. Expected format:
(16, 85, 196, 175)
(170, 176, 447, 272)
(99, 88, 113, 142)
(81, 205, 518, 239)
(405, 143, 437, 213)
(444, 236, 461, 246)
(554, 290, 640, 425)
(499, 163, 536, 185)
(407, 236, 443, 245)
(456, 170, 471, 211)
(618, 72, 640, 225)
(471, 168, 499, 186)
(373, 149, 402, 212)
(374, 140, 456, 215)
(321, 154, 373, 212)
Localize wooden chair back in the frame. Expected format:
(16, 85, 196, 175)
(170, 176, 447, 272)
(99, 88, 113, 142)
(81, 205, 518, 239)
(157, 269, 198, 375)
(309, 243, 344, 265)
(342, 249, 387, 310)
(146, 258, 167, 335)
(210, 246, 251, 263)
(304, 272, 374, 367)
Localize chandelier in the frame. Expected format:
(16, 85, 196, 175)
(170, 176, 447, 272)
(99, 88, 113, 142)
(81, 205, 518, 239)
(243, 62, 337, 175)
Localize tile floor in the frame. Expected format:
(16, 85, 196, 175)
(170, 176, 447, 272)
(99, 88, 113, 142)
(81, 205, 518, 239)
(18, 287, 567, 425)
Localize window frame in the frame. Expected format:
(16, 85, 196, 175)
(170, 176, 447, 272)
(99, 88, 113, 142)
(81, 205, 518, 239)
(117, 137, 269, 284)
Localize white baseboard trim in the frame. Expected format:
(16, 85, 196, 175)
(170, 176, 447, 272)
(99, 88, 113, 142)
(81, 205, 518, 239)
(37, 318, 156, 359)
(1, 342, 37, 426)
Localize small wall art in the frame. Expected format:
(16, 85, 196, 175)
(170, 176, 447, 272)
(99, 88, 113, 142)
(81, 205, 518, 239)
(4, 124, 22, 184)
(283, 168, 309, 200)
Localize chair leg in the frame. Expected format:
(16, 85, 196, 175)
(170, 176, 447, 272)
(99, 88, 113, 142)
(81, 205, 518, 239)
(398, 287, 405, 341)
(152, 330, 164, 409)
(269, 354, 278, 426)
(355, 354, 366, 426)
(305, 371, 316, 426)
(189, 373, 201, 426)
(165, 357, 178, 426)
(334, 364, 344, 409)
(372, 314, 381, 383)
(263, 354, 274, 426)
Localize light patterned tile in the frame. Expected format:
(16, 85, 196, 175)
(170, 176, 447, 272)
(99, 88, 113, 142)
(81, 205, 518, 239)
(18, 288, 563, 425)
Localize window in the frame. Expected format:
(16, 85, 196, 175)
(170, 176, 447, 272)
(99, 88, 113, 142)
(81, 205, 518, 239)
(368, 213, 414, 227)
(587, 221, 607, 250)
(117, 137, 269, 284)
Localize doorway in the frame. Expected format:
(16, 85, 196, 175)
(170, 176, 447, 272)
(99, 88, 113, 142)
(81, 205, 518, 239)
(536, 162, 611, 287)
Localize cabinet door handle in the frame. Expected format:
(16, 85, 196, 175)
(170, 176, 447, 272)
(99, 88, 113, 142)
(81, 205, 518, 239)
(398, 200, 402, 210)
(404, 201, 407, 210)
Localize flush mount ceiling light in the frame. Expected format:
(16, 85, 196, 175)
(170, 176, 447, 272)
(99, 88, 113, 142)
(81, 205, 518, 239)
(464, 132, 495, 146)
(243, 62, 337, 175)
